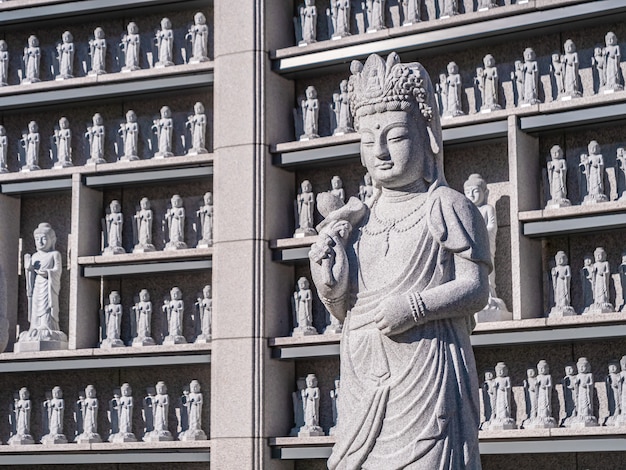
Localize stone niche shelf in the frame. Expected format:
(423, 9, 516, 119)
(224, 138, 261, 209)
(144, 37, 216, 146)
(270, 427, 626, 459)
(520, 201, 626, 238)
(0, 440, 210, 465)
(270, 312, 626, 359)
(0, 0, 211, 25)
(0, 154, 214, 195)
(78, 248, 213, 278)
(0, 346, 210, 373)
(270, 236, 315, 263)
(0, 68, 213, 113)
(272, 0, 626, 78)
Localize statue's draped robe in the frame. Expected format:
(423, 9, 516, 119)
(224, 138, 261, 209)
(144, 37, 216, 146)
(30, 250, 61, 331)
(328, 185, 488, 470)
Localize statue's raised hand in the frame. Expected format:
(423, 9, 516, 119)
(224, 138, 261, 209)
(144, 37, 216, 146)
(309, 219, 350, 302)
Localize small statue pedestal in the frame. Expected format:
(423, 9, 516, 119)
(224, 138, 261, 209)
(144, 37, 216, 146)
(143, 431, 173, 442)
(584, 302, 614, 315)
(109, 432, 136, 443)
(548, 305, 576, 318)
(187, 146, 208, 156)
(179, 429, 207, 441)
(53, 161, 73, 169)
(292, 326, 318, 337)
(14, 332, 69, 352)
(164, 241, 188, 251)
(133, 244, 155, 254)
(293, 228, 317, 238)
(132, 336, 156, 347)
(612, 415, 626, 426)
(487, 418, 516, 430)
(329, 425, 337, 436)
(475, 296, 512, 323)
(545, 198, 571, 209)
(570, 416, 599, 428)
(194, 334, 211, 344)
(85, 157, 106, 165)
(582, 194, 608, 205)
(154, 151, 173, 159)
(298, 426, 324, 437)
(324, 323, 342, 335)
(41, 433, 68, 445)
(522, 417, 556, 429)
(74, 433, 102, 444)
(100, 337, 124, 348)
(8, 434, 35, 445)
(102, 246, 126, 256)
(20, 164, 40, 173)
(196, 239, 212, 249)
(163, 334, 187, 345)
(119, 155, 139, 162)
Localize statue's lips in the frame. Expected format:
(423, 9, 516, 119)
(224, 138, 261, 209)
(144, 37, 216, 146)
(376, 162, 394, 170)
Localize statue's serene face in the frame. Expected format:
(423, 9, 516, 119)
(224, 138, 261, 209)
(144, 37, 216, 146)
(565, 365, 574, 375)
(53, 388, 62, 399)
(140, 290, 150, 301)
(34, 232, 51, 251)
(122, 385, 131, 396)
(610, 364, 618, 373)
(527, 369, 536, 378)
(464, 185, 485, 206)
(595, 250, 606, 262)
(359, 110, 427, 190)
(556, 253, 567, 266)
(577, 362, 589, 374)
(485, 371, 493, 381)
(538, 364, 547, 375)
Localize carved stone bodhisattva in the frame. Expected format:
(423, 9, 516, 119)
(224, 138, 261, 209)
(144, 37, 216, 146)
(179, 380, 207, 440)
(152, 106, 174, 158)
(21, 121, 40, 172)
(194, 285, 212, 343)
(54, 117, 73, 168)
(579, 140, 608, 205)
(85, 113, 106, 164)
(101, 291, 124, 348)
(546, 145, 570, 209)
(292, 277, 317, 337)
(89, 27, 107, 76)
(196, 192, 213, 248)
(103, 200, 126, 255)
(328, 0, 350, 38)
(120, 22, 141, 72)
(187, 13, 209, 63)
(8, 388, 34, 445)
(41, 386, 67, 445)
(298, 374, 324, 437)
(22, 35, 41, 84)
(56, 31, 74, 80)
(133, 197, 155, 253)
(109, 383, 136, 442)
(143, 382, 173, 441)
(119, 110, 140, 162)
(132, 289, 155, 346)
(155, 18, 174, 67)
(164, 194, 187, 250)
(549, 251, 576, 317)
(162, 287, 187, 344)
(75, 385, 102, 443)
(294, 180, 317, 237)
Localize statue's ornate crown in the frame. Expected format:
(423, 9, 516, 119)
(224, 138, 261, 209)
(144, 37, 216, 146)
(348, 52, 433, 122)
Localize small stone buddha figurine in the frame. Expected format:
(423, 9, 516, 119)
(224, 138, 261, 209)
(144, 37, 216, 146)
(478, 0, 497, 10)
(581, 254, 594, 313)
(42, 386, 67, 444)
(0, 125, 7, 173)
(119, 110, 139, 161)
(440, 0, 458, 18)
(298, 0, 317, 45)
(162, 286, 187, 344)
(196, 191, 213, 248)
(155, 17, 174, 67)
(143, 382, 174, 442)
(332, 80, 354, 135)
(561, 39, 582, 99)
(290, 377, 307, 436)
(358, 173, 374, 202)
(294, 180, 317, 237)
(109, 383, 136, 442)
(186, 101, 208, 155)
(520, 48, 540, 105)
(152, 105, 174, 158)
(55, 31, 74, 80)
(534, 360, 556, 428)
(132, 289, 155, 346)
(120, 22, 141, 72)
(587, 247, 614, 314)
(603, 31, 623, 92)
(53, 117, 73, 168)
(617, 356, 626, 425)
(20, 120, 40, 172)
(550, 52, 565, 99)
(464, 174, 511, 321)
(22, 35, 41, 84)
(85, 113, 106, 164)
(89, 27, 107, 75)
(572, 357, 599, 427)
(194, 285, 212, 343)
(365, 0, 386, 32)
(561, 364, 577, 426)
(75, 385, 102, 443)
(481, 370, 496, 429)
(616, 148, 626, 200)
(402, 0, 420, 25)
(300, 86, 319, 140)
(619, 253, 626, 311)
(133, 197, 155, 253)
(474, 54, 501, 112)
(299, 373, 324, 436)
(101, 290, 124, 348)
(179, 380, 207, 440)
(17, 223, 68, 352)
(329, 378, 340, 435)
(593, 46, 606, 92)
(328, 0, 350, 38)
(0, 40, 8, 86)
(549, 251, 575, 317)
(489, 362, 516, 430)
(606, 360, 621, 425)
(8, 388, 34, 445)
(546, 145, 570, 208)
(103, 200, 126, 255)
(330, 175, 345, 203)
(522, 366, 538, 428)
(187, 12, 209, 63)
(442, 61, 464, 118)
(292, 276, 318, 336)
(580, 140, 608, 205)
(164, 194, 187, 250)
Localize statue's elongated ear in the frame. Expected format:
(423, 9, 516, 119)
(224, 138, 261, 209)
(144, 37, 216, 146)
(427, 125, 440, 155)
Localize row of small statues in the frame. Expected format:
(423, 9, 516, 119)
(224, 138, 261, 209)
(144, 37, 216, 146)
(548, 248, 626, 318)
(0, 14, 209, 86)
(1, 103, 207, 173)
(294, 173, 511, 322)
(100, 286, 212, 349)
(296, 0, 499, 45)
(295, 34, 622, 140)
(5, 381, 206, 446)
(482, 357, 626, 430)
(102, 193, 213, 256)
(290, 374, 339, 437)
(545, 141, 626, 209)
